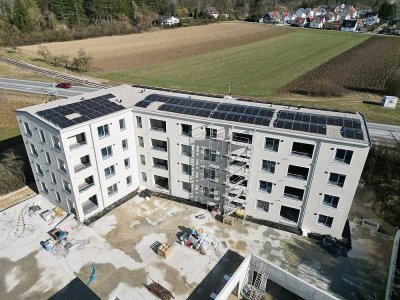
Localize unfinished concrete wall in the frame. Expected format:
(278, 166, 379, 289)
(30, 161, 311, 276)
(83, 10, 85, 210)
(248, 255, 339, 300)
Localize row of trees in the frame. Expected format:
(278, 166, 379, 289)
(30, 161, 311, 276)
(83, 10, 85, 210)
(38, 46, 93, 71)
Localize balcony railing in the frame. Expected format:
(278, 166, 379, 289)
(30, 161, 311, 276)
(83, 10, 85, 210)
(154, 164, 168, 170)
(78, 182, 94, 193)
(83, 201, 99, 215)
(152, 146, 167, 152)
(283, 193, 303, 201)
(151, 127, 166, 132)
(69, 141, 87, 150)
(74, 163, 91, 173)
(287, 173, 307, 180)
(291, 151, 312, 158)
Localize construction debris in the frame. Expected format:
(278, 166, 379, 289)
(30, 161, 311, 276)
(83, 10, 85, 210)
(146, 279, 175, 300)
(157, 242, 173, 258)
(308, 233, 350, 257)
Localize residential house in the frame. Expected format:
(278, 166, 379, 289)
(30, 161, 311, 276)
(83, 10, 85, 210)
(156, 16, 179, 26)
(281, 12, 296, 25)
(205, 6, 219, 18)
(296, 8, 309, 18)
(324, 12, 338, 22)
(293, 17, 308, 27)
(262, 12, 280, 24)
(341, 19, 358, 32)
(310, 17, 326, 29)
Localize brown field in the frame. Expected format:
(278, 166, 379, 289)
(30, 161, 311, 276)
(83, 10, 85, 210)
(20, 22, 292, 72)
(283, 36, 400, 96)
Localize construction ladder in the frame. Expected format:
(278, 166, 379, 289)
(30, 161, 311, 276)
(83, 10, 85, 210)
(248, 262, 269, 300)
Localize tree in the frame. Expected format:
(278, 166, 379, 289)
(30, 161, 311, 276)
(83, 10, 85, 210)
(378, 1, 398, 21)
(59, 54, 70, 68)
(0, 151, 26, 194)
(71, 56, 82, 69)
(37, 45, 51, 62)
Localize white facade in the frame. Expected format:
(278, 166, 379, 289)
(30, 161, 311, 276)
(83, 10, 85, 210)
(160, 16, 179, 26)
(17, 86, 370, 238)
(381, 96, 398, 109)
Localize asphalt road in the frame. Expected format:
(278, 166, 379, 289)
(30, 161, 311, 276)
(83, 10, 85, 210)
(0, 77, 99, 97)
(0, 78, 398, 144)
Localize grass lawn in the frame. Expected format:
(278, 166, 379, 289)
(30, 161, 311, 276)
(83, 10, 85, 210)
(98, 29, 369, 97)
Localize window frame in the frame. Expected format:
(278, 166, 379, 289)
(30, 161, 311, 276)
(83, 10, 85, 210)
(140, 154, 146, 165)
(256, 200, 270, 212)
(264, 137, 280, 152)
(126, 175, 132, 186)
(181, 163, 192, 175)
(122, 139, 128, 150)
(181, 124, 192, 137)
(259, 180, 272, 193)
(107, 183, 118, 196)
(317, 214, 334, 228)
(124, 158, 130, 169)
(138, 136, 144, 147)
(327, 172, 346, 188)
(322, 194, 340, 209)
(261, 160, 276, 173)
(136, 116, 143, 128)
(104, 165, 116, 178)
(182, 181, 192, 193)
(39, 129, 46, 143)
(141, 172, 147, 182)
(334, 148, 353, 165)
(181, 144, 192, 157)
(97, 124, 110, 138)
(101, 145, 113, 159)
(119, 118, 126, 131)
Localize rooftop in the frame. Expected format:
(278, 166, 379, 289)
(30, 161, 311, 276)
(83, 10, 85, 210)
(0, 193, 392, 299)
(17, 85, 369, 144)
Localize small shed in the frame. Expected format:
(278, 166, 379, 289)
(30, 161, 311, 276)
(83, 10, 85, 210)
(381, 96, 398, 109)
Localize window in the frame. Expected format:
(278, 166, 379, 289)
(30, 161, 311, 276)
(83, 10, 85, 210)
(317, 214, 333, 228)
(204, 168, 216, 180)
(52, 135, 61, 150)
(122, 139, 128, 150)
(287, 165, 309, 180)
(104, 165, 115, 178)
(232, 132, 253, 144)
(136, 116, 142, 128)
(101, 145, 113, 159)
(182, 163, 192, 175)
(29, 143, 38, 157)
(35, 163, 44, 176)
(23, 122, 32, 136)
(63, 180, 71, 194)
(206, 128, 217, 139)
(55, 191, 61, 202)
(97, 124, 109, 138)
(50, 172, 56, 184)
(259, 180, 272, 193)
(203, 187, 215, 199)
(107, 183, 118, 196)
(283, 186, 304, 201)
(181, 144, 192, 157)
(322, 194, 340, 208)
(140, 155, 146, 165)
(124, 158, 130, 169)
(41, 182, 48, 194)
(334, 149, 353, 164)
(265, 137, 279, 152)
(141, 172, 147, 182)
(291, 142, 314, 158)
(328, 172, 346, 187)
(45, 151, 51, 164)
(58, 159, 67, 173)
(138, 136, 144, 147)
(257, 200, 270, 212)
(204, 149, 217, 162)
(119, 119, 126, 130)
(126, 175, 132, 186)
(261, 160, 276, 173)
(181, 124, 192, 137)
(39, 129, 46, 143)
(182, 181, 192, 192)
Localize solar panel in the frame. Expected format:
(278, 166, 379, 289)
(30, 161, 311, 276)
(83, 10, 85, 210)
(37, 94, 124, 129)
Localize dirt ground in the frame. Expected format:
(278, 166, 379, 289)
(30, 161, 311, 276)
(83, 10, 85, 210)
(0, 194, 394, 299)
(20, 22, 292, 71)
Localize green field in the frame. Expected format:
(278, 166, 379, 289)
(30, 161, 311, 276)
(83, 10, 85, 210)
(98, 29, 369, 98)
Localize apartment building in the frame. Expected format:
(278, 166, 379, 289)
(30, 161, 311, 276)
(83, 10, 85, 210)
(16, 85, 370, 238)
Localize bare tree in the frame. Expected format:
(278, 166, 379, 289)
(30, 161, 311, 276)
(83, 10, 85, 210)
(37, 45, 51, 62)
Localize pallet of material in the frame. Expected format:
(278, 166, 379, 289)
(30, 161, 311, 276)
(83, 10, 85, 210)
(157, 242, 172, 258)
(223, 216, 234, 226)
(146, 281, 175, 300)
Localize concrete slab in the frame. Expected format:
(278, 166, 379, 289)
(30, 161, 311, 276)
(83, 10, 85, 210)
(0, 194, 393, 299)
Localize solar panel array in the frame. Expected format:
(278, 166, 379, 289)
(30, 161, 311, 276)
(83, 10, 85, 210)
(37, 94, 124, 129)
(135, 94, 365, 141)
(274, 110, 364, 140)
(135, 94, 275, 127)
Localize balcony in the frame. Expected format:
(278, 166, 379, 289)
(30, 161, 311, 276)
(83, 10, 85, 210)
(283, 186, 304, 201)
(153, 158, 168, 170)
(154, 175, 169, 191)
(287, 165, 309, 181)
(68, 132, 87, 150)
(83, 195, 99, 215)
(78, 176, 94, 193)
(232, 132, 253, 145)
(291, 142, 314, 158)
(150, 119, 166, 132)
(151, 139, 168, 152)
(74, 155, 91, 173)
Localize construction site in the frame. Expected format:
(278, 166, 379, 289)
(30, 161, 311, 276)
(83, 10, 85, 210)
(0, 190, 394, 300)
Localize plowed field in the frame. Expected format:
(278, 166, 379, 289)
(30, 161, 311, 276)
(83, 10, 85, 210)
(283, 36, 400, 95)
(21, 22, 292, 71)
